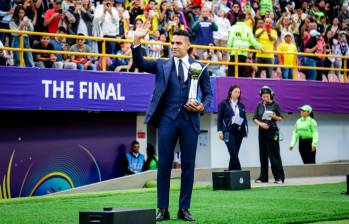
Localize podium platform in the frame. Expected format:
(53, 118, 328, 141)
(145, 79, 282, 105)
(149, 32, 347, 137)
(212, 170, 251, 190)
(79, 208, 156, 224)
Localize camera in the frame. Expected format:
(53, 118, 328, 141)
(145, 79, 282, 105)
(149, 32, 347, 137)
(58, 9, 63, 14)
(203, 16, 208, 21)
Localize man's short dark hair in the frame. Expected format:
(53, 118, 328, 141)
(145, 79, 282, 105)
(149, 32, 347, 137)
(131, 140, 140, 148)
(173, 30, 191, 39)
(58, 26, 67, 33)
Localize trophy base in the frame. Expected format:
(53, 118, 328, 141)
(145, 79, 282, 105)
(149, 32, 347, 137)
(187, 98, 199, 105)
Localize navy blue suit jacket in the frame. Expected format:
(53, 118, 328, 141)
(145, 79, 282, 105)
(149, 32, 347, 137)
(132, 45, 213, 133)
(217, 99, 248, 137)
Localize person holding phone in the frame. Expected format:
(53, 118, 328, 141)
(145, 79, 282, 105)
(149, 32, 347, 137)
(255, 17, 278, 78)
(303, 30, 325, 80)
(9, 5, 34, 67)
(253, 86, 285, 184)
(69, 0, 93, 46)
(44, 0, 64, 33)
(217, 85, 248, 171)
(191, 7, 218, 58)
(94, 0, 119, 54)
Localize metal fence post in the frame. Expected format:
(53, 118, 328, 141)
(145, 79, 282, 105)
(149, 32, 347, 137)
(234, 50, 238, 78)
(19, 34, 24, 67)
(102, 40, 106, 72)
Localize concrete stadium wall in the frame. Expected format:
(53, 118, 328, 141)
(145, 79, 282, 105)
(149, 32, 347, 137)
(137, 113, 349, 169)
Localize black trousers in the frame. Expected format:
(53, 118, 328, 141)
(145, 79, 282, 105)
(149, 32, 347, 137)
(299, 138, 316, 164)
(258, 128, 285, 181)
(224, 131, 244, 170)
(228, 55, 249, 77)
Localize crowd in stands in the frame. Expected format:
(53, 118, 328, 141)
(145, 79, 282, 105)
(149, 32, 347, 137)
(0, 0, 348, 80)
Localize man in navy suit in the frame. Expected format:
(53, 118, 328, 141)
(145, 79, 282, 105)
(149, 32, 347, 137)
(132, 23, 213, 221)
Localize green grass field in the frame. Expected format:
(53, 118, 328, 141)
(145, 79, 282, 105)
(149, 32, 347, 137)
(0, 182, 349, 224)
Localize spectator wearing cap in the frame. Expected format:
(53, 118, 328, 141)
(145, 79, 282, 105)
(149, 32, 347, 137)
(69, 0, 93, 46)
(277, 32, 298, 79)
(227, 12, 262, 77)
(290, 105, 319, 164)
(255, 17, 278, 78)
(303, 30, 325, 80)
(50, 27, 77, 70)
(44, 0, 76, 34)
(94, 0, 119, 54)
(70, 33, 96, 70)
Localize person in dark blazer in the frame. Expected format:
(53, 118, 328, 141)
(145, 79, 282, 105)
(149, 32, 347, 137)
(132, 23, 213, 222)
(217, 85, 248, 171)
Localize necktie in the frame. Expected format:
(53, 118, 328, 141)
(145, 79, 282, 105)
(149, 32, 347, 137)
(178, 59, 184, 85)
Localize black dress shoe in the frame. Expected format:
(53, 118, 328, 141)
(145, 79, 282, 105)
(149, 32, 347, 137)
(156, 209, 170, 221)
(177, 208, 195, 221)
(255, 178, 268, 183)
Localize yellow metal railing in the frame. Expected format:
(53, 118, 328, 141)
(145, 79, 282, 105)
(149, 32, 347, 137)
(0, 29, 348, 82)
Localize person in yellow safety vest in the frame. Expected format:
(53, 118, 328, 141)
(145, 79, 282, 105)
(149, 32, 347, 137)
(227, 12, 263, 77)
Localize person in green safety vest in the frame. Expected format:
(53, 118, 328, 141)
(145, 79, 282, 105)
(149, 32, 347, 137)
(289, 105, 319, 164)
(227, 12, 263, 77)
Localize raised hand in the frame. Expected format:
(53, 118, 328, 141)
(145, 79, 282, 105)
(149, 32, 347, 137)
(134, 20, 151, 44)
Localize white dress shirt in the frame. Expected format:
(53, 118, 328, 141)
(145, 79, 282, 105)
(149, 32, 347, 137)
(230, 99, 239, 122)
(174, 54, 190, 82)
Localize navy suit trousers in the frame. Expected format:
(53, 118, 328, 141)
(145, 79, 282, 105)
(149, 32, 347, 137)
(157, 112, 198, 209)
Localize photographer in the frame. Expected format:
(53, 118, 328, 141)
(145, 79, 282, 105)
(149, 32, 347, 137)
(69, 0, 93, 45)
(191, 7, 217, 58)
(94, 0, 119, 54)
(303, 30, 325, 80)
(44, 0, 75, 34)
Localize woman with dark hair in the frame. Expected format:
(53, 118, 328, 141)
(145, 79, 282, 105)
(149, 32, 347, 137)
(9, 4, 34, 67)
(143, 143, 158, 171)
(253, 86, 285, 184)
(217, 85, 248, 171)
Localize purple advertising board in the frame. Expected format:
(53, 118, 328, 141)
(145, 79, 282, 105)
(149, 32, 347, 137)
(215, 77, 349, 113)
(0, 66, 154, 112)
